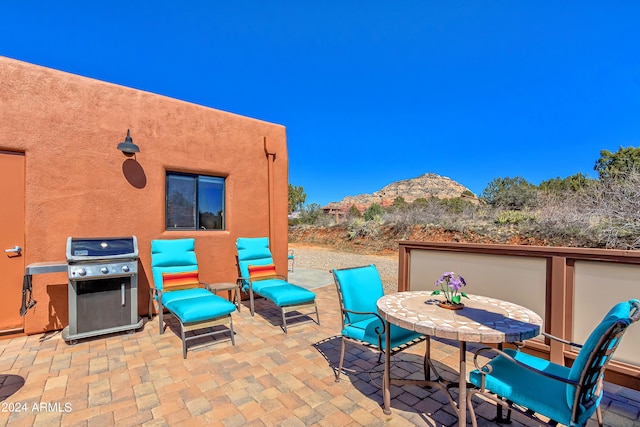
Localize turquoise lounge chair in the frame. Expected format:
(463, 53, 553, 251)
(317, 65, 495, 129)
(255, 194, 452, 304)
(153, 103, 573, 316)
(151, 238, 236, 358)
(236, 237, 319, 333)
(331, 264, 426, 382)
(468, 299, 640, 427)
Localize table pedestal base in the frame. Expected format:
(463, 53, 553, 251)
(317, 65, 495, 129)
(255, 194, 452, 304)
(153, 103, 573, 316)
(382, 325, 468, 425)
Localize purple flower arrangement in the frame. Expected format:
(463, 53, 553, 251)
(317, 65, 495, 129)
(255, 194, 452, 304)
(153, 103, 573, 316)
(432, 271, 469, 305)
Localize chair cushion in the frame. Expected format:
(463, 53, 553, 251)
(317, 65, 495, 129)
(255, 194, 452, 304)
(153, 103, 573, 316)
(236, 237, 272, 260)
(244, 277, 288, 294)
(164, 294, 236, 324)
(343, 317, 423, 349)
(150, 238, 199, 291)
(333, 265, 384, 325)
(469, 348, 583, 426)
(248, 263, 278, 281)
(162, 270, 200, 291)
(161, 288, 213, 305)
(236, 237, 274, 281)
(567, 300, 634, 409)
(152, 238, 195, 254)
(259, 284, 315, 307)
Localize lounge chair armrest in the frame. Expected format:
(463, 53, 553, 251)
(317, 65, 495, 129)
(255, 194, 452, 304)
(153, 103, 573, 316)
(472, 346, 579, 386)
(237, 276, 250, 290)
(201, 282, 212, 291)
(149, 287, 164, 306)
(542, 332, 583, 348)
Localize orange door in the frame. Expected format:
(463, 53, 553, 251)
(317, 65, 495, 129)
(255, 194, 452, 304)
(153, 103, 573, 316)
(0, 151, 26, 333)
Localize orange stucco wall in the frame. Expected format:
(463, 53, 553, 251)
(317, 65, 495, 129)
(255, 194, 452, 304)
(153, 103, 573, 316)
(0, 56, 289, 335)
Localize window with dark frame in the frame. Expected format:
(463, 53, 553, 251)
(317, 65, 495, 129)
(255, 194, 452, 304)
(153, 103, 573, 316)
(166, 172, 225, 230)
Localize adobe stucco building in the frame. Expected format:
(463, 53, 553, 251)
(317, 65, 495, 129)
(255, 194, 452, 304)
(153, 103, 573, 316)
(0, 56, 289, 336)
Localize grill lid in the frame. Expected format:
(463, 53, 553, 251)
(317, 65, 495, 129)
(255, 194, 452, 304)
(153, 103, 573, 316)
(66, 236, 138, 262)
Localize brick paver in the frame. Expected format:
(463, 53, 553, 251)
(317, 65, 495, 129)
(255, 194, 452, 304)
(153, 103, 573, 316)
(1, 282, 639, 426)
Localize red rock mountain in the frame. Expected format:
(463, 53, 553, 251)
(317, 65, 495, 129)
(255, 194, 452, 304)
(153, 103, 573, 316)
(324, 173, 475, 213)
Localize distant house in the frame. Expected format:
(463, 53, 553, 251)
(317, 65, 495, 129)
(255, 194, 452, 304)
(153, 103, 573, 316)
(0, 56, 289, 336)
(322, 202, 358, 222)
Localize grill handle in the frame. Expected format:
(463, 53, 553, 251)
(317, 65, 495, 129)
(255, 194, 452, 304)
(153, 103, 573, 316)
(122, 283, 125, 306)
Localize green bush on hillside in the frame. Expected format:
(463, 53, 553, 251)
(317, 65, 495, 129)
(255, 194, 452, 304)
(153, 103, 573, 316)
(363, 203, 384, 221)
(494, 210, 535, 225)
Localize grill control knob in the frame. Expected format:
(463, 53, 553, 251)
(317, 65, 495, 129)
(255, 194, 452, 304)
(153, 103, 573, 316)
(100, 267, 109, 274)
(122, 265, 130, 273)
(77, 268, 86, 276)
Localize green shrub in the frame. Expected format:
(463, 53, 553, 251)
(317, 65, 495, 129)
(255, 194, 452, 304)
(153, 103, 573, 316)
(495, 211, 535, 225)
(392, 196, 409, 209)
(495, 210, 535, 225)
(482, 176, 538, 210)
(347, 217, 380, 239)
(412, 197, 429, 207)
(363, 203, 384, 221)
(440, 197, 474, 214)
(297, 203, 324, 224)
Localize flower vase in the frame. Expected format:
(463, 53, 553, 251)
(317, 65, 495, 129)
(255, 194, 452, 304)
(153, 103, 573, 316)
(438, 301, 465, 310)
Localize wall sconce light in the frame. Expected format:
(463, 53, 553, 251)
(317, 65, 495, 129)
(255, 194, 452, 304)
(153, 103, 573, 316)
(117, 129, 140, 156)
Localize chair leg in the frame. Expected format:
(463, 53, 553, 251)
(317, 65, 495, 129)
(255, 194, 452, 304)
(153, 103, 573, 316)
(249, 290, 255, 316)
(181, 322, 187, 359)
(336, 337, 347, 382)
(281, 308, 288, 334)
(596, 405, 603, 427)
(314, 303, 320, 325)
(495, 400, 512, 423)
(467, 390, 480, 427)
(159, 309, 164, 335)
(148, 291, 153, 320)
(229, 316, 235, 346)
(232, 287, 240, 312)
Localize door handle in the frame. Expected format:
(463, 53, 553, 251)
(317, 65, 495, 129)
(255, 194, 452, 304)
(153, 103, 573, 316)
(4, 245, 22, 255)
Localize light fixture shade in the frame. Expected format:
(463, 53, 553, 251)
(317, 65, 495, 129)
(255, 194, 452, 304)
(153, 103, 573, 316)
(117, 129, 140, 155)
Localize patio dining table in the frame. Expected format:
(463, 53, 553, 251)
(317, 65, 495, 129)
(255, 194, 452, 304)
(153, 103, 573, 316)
(377, 291, 543, 426)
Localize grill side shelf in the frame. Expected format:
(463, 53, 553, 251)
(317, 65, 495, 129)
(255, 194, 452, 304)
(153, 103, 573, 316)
(22, 261, 68, 317)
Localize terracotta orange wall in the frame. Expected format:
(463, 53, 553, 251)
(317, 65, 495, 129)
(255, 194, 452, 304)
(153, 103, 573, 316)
(0, 56, 289, 335)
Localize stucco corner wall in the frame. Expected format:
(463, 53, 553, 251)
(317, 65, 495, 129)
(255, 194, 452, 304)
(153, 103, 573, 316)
(0, 56, 289, 335)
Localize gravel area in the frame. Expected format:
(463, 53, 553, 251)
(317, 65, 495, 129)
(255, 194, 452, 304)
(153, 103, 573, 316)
(288, 243, 400, 293)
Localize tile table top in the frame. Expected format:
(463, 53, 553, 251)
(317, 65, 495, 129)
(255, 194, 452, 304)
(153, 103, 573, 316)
(377, 291, 542, 343)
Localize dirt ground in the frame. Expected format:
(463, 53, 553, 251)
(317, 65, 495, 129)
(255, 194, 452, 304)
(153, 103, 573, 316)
(288, 223, 548, 257)
(287, 242, 399, 292)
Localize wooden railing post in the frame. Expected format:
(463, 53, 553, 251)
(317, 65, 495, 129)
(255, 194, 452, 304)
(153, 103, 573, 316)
(548, 256, 568, 365)
(398, 245, 410, 292)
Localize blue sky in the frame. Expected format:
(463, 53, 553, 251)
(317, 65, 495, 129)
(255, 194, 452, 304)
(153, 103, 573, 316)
(2, 2, 639, 206)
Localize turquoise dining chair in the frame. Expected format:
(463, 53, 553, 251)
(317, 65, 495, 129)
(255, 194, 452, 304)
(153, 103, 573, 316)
(467, 299, 640, 427)
(288, 249, 295, 272)
(331, 264, 426, 382)
(151, 238, 237, 358)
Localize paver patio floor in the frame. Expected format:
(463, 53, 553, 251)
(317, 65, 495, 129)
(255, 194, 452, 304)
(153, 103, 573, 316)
(1, 276, 639, 426)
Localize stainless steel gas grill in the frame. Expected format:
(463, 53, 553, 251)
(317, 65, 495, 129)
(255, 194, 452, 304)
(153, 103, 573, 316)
(62, 236, 143, 344)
